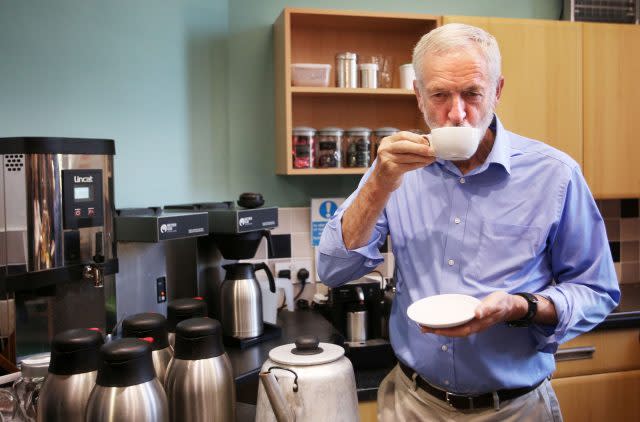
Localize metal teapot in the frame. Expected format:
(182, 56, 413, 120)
(256, 335, 359, 422)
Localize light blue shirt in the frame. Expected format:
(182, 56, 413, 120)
(317, 116, 620, 394)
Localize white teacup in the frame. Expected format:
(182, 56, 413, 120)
(426, 126, 483, 161)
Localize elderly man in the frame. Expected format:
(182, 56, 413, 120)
(317, 23, 619, 421)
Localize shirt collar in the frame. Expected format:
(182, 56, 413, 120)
(434, 114, 512, 175)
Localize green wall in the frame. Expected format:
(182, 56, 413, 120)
(1, 0, 561, 207)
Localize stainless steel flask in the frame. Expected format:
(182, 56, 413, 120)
(122, 313, 173, 385)
(220, 262, 275, 339)
(37, 328, 103, 422)
(164, 317, 235, 422)
(85, 338, 169, 422)
(166, 297, 208, 349)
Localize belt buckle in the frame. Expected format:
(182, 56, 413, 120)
(444, 391, 474, 410)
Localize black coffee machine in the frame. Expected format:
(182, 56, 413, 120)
(165, 193, 281, 348)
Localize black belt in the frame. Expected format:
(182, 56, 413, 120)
(398, 361, 544, 411)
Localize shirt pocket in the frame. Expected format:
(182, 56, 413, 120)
(469, 221, 543, 287)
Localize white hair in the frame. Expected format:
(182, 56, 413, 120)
(412, 23, 501, 88)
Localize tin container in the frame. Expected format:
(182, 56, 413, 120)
(335, 52, 357, 88)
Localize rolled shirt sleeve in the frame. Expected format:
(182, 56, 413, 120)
(530, 166, 620, 353)
(317, 167, 389, 288)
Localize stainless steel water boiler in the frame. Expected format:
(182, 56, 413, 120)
(0, 137, 117, 362)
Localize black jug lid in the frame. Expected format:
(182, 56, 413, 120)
(174, 317, 225, 360)
(96, 338, 156, 387)
(167, 298, 209, 332)
(48, 328, 104, 375)
(122, 313, 169, 350)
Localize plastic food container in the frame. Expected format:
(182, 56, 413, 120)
(291, 64, 331, 87)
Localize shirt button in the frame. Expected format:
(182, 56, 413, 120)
(448, 259, 455, 266)
(454, 217, 461, 224)
(459, 177, 466, 184)
(444, 380, 450, 386)
(441, 344, 448, 351)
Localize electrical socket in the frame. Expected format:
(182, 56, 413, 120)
(290, 258, 313, 284)
(274, 261, 291, 278)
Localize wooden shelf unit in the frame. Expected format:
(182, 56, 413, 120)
(274, 8, 440, 175)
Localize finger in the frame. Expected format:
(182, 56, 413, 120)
(383, 140, 434, 157)
(381, 153, 435, 164)
(386, 131, 429, 145)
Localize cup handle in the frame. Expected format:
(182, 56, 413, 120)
(424, 134, 432, 148)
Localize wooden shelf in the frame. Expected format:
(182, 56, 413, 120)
(286, 167, 369, 176)
(274, 8, 439, 175)
(291, 87, 415, 97)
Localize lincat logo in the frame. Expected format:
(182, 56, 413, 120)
(239, 216, 253, 227)
(74, 175, 93, 183)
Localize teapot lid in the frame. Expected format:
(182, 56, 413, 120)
(268, 335, 344, 366)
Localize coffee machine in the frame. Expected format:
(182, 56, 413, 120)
(327, 279, 396, 369)
(165, 193, 280, 348)
(0, 137, 117, 365)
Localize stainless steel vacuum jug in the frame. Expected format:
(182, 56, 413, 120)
(122, 313, 173, 385)
(85, 338, 168, 422)
(37, 328, 103, 421)
(220, 262, 275, 339)
(164, 317, 235, 421)
(166, 297, 208, 349)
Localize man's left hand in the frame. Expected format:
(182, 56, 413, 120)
(419, 291, 526, 337)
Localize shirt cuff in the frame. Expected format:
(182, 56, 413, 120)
(528, 287, 570, 354)
(318, 208, 385, 266)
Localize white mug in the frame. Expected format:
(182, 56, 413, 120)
(426, 126, 483, 161)
(399, 64, 415, 90)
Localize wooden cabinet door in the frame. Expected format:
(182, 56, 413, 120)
(583, 23, 640, 198)
(443, 16, 583, 165)
(552, 370, 640, 422)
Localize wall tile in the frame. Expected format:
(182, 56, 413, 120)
(598, 200, 620, 218)
(291, 207, 310, 233)
(269, 234, 291, 258)
(609, 241, 620, 262)
(621, 241, 639, 262)
(291, 232, 312, 258)
(272, 208, 292, 235)
(621, 262, 639, 283)
(621, 199, 639, 219)
(620, 219, 640, 241)
(604, 219, 620, 242)
(614, 262, 622, 281)
(253, 237, 268, 260)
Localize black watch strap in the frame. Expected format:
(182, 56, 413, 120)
(507, 292, 539, 327)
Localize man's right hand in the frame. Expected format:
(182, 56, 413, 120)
(370, 131, 436, 192)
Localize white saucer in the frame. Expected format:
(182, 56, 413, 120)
(407, 294, 481, 328)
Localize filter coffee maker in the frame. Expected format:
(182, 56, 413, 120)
(164, 193, 281, 348)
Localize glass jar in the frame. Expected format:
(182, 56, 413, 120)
(13, 353, 49, 421)
(372, 127, 399, 162)
(292, 127, 316, 169)
(344, 127, 372, 168)
(315, 127, 343, 168)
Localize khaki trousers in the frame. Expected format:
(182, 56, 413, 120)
(377, 365, 563, 422)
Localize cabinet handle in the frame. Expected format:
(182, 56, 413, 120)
(554, 346, 596, 362)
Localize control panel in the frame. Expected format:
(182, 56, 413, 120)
(62, 169, 104, 229)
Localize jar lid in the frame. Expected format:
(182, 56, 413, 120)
(374, 127, 399, 136)
(358, 63, 378, 70)
(268, 335, 344, 366)
(317, 127, 344, 136)
(292, 127, 316, 136)
(346, 127, 372, 136)
(20, 353, 50, 378)
(336, 52, 357, 60)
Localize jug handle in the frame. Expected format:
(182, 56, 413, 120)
(259, 367, 298, 422)
(262, 230, 274, 258)
(255, 262, 276, 293)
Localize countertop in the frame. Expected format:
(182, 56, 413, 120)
(231, 283, 640, 404)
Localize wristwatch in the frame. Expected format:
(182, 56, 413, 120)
(507, 292, 539, 327)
